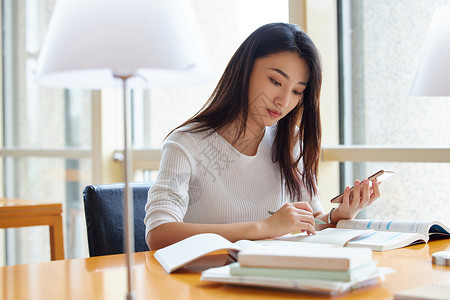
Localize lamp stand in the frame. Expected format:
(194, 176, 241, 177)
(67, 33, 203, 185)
(113, 72, 136, 300)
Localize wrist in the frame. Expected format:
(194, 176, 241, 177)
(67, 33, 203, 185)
(251, 220, 269, 239)
(328, 207, 338, 226)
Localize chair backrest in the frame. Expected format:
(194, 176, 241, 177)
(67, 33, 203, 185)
(83, 182, 152, 257)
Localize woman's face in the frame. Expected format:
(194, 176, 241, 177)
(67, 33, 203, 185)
(247, 51, 309, 133)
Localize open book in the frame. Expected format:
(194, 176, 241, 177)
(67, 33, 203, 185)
(154, 233, 260, 273)
(276, 219, 450, 251)
(154, 233, 368, 273)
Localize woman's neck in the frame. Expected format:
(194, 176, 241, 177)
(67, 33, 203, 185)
(218, 122, 265, 156)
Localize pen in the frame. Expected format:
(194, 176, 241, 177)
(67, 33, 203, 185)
(267, 209, 327, 224)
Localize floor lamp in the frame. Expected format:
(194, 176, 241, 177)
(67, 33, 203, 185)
(36, 1, 209, 299)
(409, 5, 450, 97)
(409, 6, 450, 266)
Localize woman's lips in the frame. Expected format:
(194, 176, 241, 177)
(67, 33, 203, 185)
(267, 109, 281, 118)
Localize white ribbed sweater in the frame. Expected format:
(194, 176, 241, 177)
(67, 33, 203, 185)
(144, 125, 323, 238)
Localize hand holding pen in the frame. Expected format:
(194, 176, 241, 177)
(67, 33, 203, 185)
(262, 202, 317, 238)
(268, 210, 326, 225)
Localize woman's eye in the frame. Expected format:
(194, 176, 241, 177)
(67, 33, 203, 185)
(271, 78, 281, 86)
(293, 90, 302, 96)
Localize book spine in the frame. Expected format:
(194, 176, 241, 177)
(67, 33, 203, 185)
(238, 255, 350, 271)
(230, 260, 377, 282)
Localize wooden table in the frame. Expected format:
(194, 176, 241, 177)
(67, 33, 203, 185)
(0, 198, 65, 261)
(1, 240, 449, 300)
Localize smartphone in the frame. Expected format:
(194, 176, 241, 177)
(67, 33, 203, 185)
(330, 170, 395, 203)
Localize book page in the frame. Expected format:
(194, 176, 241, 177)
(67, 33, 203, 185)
(346, 231, 426, 251)
(337, 219, 435, 236)
(155, 233, 243, 273)
(228, 239, 266, 261)
(255, 240, 338, 249)
(234, 239, 266, 251)
(274, 228, 370, 247)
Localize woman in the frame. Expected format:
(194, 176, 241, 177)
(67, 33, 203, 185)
(144, 23, 380, 250)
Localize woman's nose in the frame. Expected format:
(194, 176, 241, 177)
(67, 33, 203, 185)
(274, 90, 290, 108)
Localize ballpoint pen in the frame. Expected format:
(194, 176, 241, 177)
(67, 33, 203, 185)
(267, 209, 327, 224)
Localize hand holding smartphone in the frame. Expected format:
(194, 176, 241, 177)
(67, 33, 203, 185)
(330, 170, 394, 203)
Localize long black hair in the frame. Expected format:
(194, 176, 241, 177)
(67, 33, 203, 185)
(170, 23, 322, 201)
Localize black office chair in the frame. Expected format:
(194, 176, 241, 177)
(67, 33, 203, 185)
(83, 182, 153, 257)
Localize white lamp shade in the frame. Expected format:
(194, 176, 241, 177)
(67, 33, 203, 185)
(36, 0, 210, 89)
(409, 6, 450, 96)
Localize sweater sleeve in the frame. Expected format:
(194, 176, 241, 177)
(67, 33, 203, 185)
(308, 189, 323, 214)
(144, 139, 194, 238)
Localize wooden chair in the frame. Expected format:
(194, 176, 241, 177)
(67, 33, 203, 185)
(0, 199, 65, 261)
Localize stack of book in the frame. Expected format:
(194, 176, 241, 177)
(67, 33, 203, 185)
(154, 233, 391, 295)
(201, 245, 384, 296)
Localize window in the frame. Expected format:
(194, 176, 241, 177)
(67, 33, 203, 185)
(337, 0, 450, 222)
(2, 0, 93, 264)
